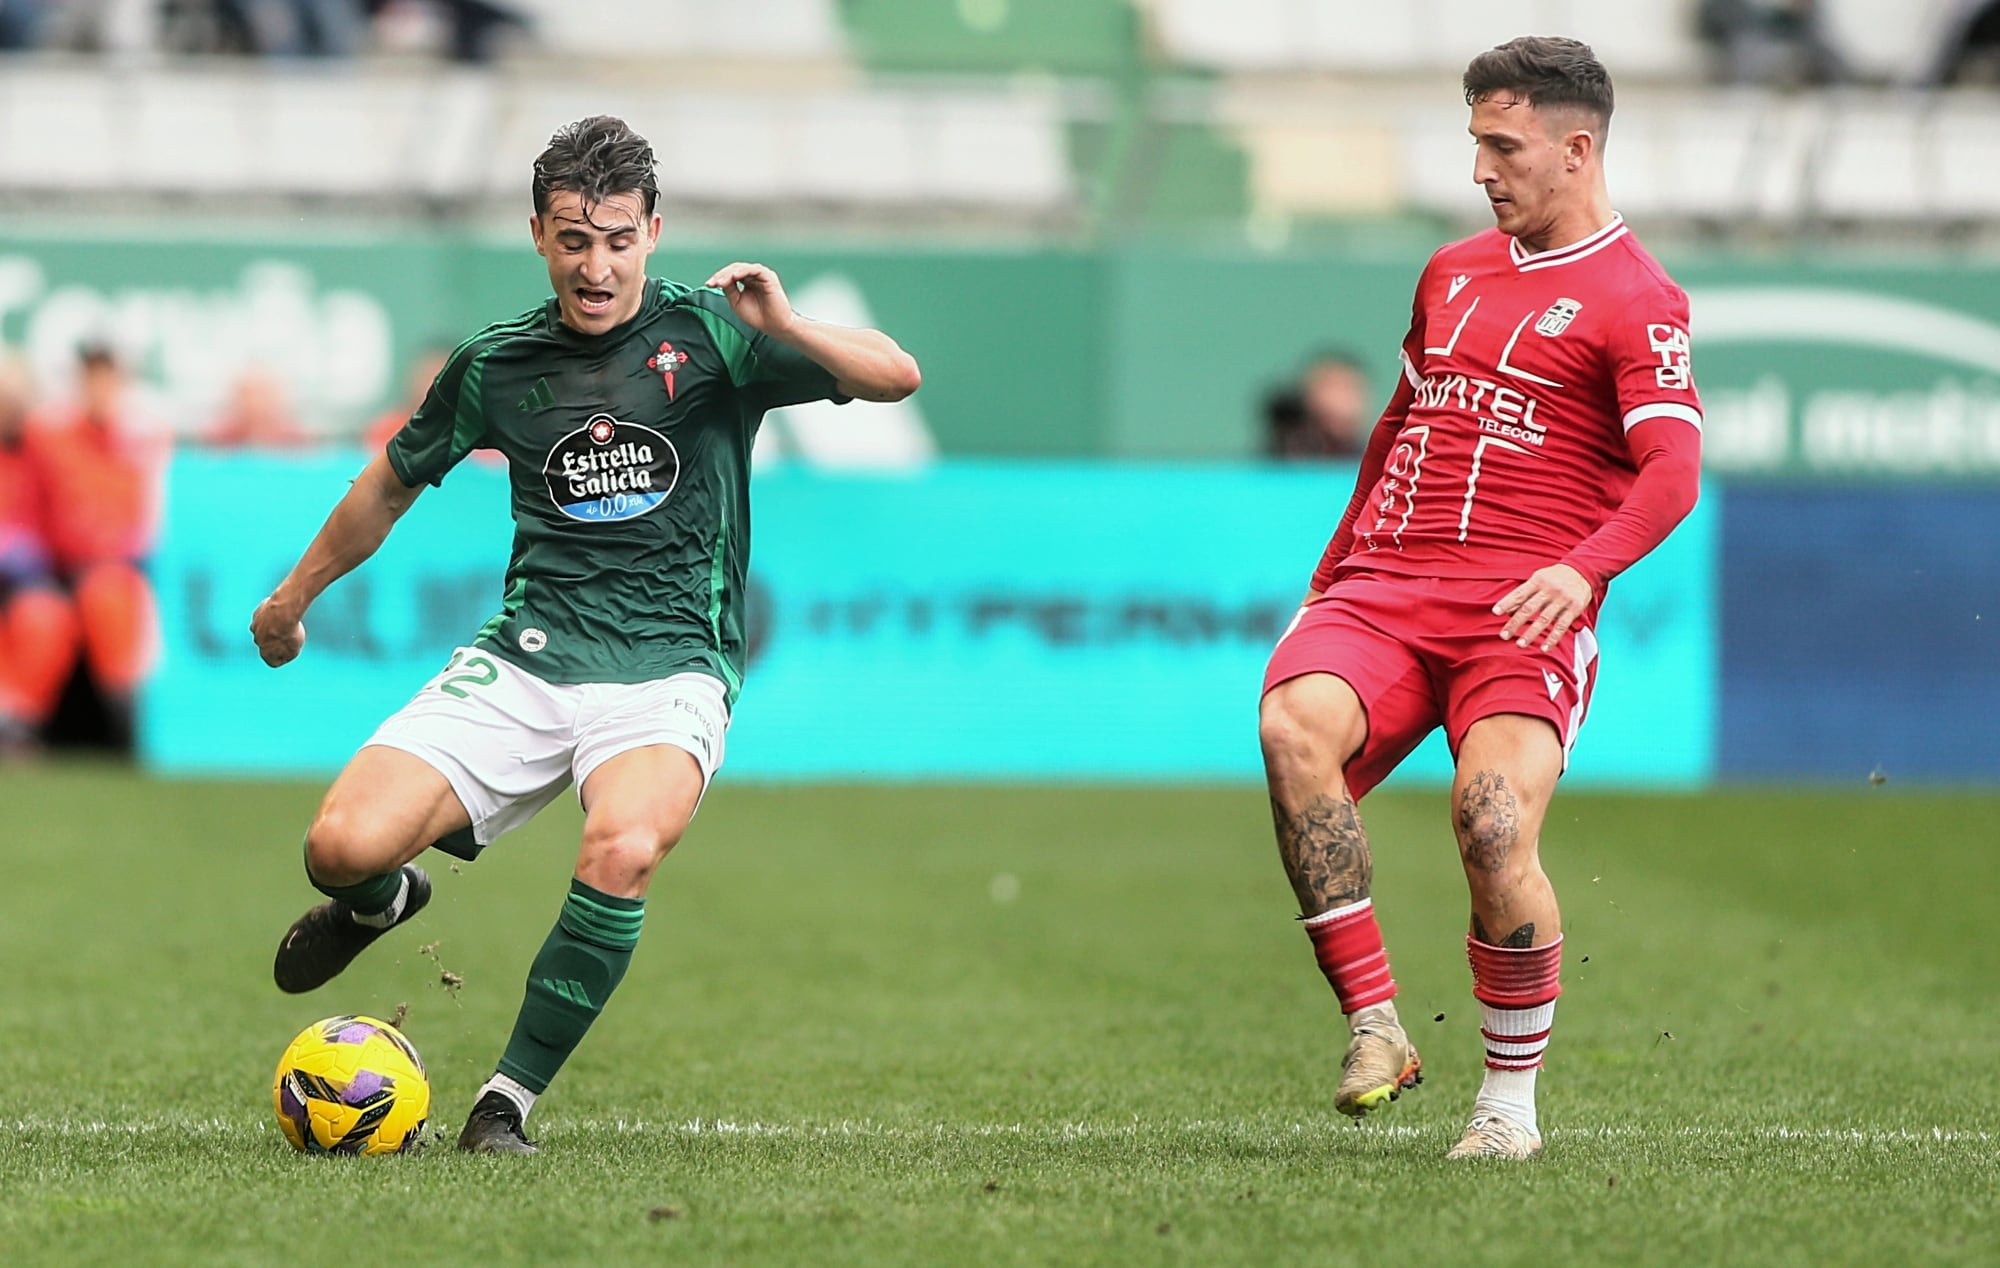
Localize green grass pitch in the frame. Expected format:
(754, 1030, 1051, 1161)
(2, 763, 1997, 1265)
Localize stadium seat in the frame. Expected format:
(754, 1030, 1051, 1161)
(920, 92, 1073, 209)
(1296, 2, 1429, 73)
(256, 75, 419, 199)
(132, 74, 253, 194)
(505, 0, 844, 60)
(655, 95, 793, 205)
(1813, 97, 1934, 221)
(1597, 107, 1670, 220)
(1931, 92, 2000, 218)
(1820, 0, 1958, 83)
(792, 94, 921, 205)
(1431, 0, 1552, 68)
(1743, 98, 1818, 223)
(0, 66, 121, 192)
(1553, 0, 1706, 80)
(1150, 0, 1294, 71)
(1231, 114, 1402, 216)
(1652, 95, 1769, 222)
(485, 81, 1071, 214)
(1400, 105, 1484, 220)
(413, 72, 502, 203)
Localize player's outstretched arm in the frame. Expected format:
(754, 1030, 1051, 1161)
(249, 452, 424, 668)
(705, 261, 921, 402)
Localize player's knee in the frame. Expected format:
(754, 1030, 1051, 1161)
(1455, 812, 1519, 879)
(303, 805, 398, 887)
(1258, 686, 1355, 780)
(1453, 768, 1542, 881)
(1455, 814, 1541, 892)
(576, 821, 681, 894)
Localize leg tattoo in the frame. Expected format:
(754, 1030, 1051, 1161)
(1271, 793, 1372, 915)
(1472, 913, 1536, 948)
(1456, 770, 1519, 874)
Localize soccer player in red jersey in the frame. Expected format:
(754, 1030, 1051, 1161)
(1259, 36, 1703, 1160)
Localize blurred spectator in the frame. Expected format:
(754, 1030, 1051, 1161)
(223, 0, 366, 56)
(1928, 0, 2000, 84)
(1263, 349, 1371, 460)
(23, 342, 166, 746)
(203, 366, 319, 449)
(367, 0, 526, 62)
(1697, 0, 1850, 86)
(0, 353, 78, 756)
(42, 0, 157, 56)
(362, 344, 449, 452)
(0, 0, 48, 50)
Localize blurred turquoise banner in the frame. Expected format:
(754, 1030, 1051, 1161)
(140, 455, 1717, 785)
(5, 229, 1999, 473)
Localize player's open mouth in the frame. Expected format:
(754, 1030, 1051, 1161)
(576, 288, 614, 316)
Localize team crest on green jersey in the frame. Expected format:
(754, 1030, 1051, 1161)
(543, 413, 680, 522)
(647, 341, 689, 400)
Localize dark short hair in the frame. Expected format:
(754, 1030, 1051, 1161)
(531, 115, 660, 219)
(1463, 36, 1614, 135)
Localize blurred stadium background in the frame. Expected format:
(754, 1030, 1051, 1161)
(7, 4, 2000, 1263)
(1, 0, 1989, 784)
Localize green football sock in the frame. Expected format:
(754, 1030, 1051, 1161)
(304, 838, 403, 916)
(496, 878, 645, 1095)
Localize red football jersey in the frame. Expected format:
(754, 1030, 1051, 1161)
(1315, 216, 1703, 593)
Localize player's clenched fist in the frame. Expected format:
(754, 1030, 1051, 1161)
(1493, 563, 1594, 651)
(250, 596, 307, 667)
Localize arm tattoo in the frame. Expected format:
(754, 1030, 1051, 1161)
(1455, 769, 1519, 874)
(1271, 792, 1372, 915)
(1472, 913, 1537, 948)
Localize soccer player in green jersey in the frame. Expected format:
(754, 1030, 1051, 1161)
(250, 116, 921, 1153)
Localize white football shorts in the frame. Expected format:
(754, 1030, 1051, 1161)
(364, 646, 730, 851)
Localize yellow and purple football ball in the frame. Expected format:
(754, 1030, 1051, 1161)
(272, 1015, 430, 1155)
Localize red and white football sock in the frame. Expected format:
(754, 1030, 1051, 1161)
(1303, 899, 1398, 1017)
(1467, 933, 1563, 1136)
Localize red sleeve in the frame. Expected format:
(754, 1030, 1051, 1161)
(1310, 375, 1413, 593)
(1308, 264, 1433, 593)
(1558, 281, 1705, 591)
(1560, 416, 1701, 591)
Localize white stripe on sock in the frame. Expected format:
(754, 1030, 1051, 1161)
(1475, 1068, 1540, 1136)
(1474, 999, 1556, 1134)
(349, 871, 409, 930)
(1481, 999, 1555, 1039)
(1303, 898, 1372, 927)
(480, 1073, 538, 1122)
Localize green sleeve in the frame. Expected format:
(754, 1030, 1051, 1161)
(679, 287, 846, 411)
(385, 338, 494, 488)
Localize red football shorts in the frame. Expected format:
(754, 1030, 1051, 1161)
(1262, 570, 1601, 799)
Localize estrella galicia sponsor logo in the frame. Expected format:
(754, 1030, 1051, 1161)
(544, 413, 679, 522)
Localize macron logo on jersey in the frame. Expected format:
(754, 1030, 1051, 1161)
(1544, 670, 1564, 700)
(1448, 274, 1472, 303)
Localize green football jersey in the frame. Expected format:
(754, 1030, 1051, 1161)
(386, 277, 842, 698)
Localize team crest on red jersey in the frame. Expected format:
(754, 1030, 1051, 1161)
(1535, 297, 1582, 337)
(647, 341, 689, 400)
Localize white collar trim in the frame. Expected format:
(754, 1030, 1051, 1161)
(1509, 214, 1627, 271)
